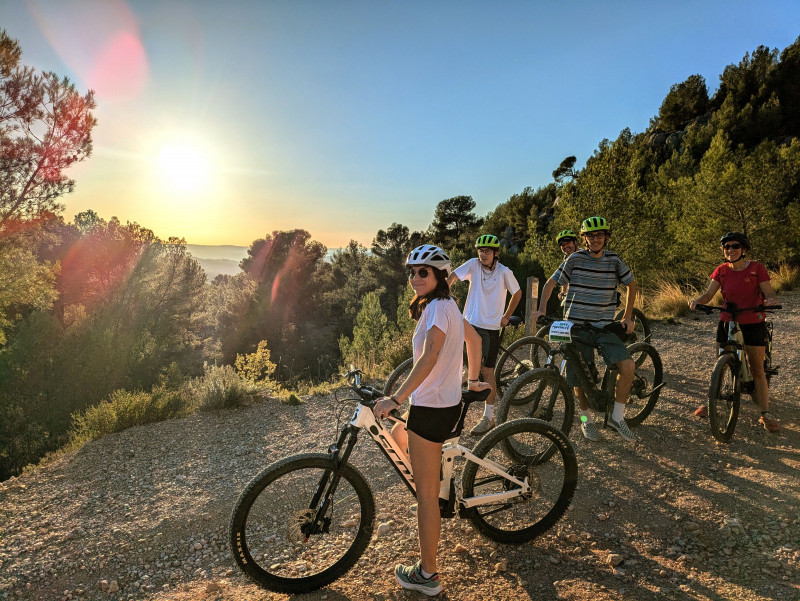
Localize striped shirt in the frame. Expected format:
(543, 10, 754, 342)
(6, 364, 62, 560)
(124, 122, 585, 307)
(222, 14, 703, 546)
(557, 249, 634, 325)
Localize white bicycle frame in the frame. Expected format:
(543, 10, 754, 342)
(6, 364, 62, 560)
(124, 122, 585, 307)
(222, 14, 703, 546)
(348, 402, 531, 508)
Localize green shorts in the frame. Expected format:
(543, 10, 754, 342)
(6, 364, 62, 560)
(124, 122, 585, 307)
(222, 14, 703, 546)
(564, 331, 631, 388)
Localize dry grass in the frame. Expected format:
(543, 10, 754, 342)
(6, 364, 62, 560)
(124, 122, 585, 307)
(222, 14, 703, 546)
(647, 280, 702, 319)
(770, 262, 800, 293)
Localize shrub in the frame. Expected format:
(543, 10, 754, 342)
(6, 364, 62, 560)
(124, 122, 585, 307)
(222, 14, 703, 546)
(186, 364, 261, 411)
(234, 340, 276, 382)
(770, 263, 800, 293)
(69, 387, 191, 446)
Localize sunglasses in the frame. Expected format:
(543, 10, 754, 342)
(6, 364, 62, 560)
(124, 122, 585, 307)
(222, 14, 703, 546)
(583, 232, 606, 239)
(407, 267, 431, 279)
(723, 243, 742, 250)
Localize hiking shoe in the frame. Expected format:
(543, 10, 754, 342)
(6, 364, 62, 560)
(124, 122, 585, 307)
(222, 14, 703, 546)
(469, 417, 495, 436)
(581, 420, 601, 441)
(395, 561, 443, 596)
(607, 416, 636, 442)
(759, 414, 780, 433)
(694, 405, 708, 418)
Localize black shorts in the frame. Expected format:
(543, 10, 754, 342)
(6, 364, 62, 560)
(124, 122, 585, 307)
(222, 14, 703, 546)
(406, 403, 463, 443)
(716, 321, 767, 347)
(473, 326, 501, 368)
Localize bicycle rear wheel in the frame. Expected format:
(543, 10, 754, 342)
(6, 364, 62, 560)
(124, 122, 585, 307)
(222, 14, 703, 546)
(230, 453, 375, 594)
(384, 357, 413, 397)
(708, 354, 740, 443)
(494, 336, 551, 397)
(461, 418, 577, 543)
(602, 342, 663, 426)
(495, 368, 575, 440)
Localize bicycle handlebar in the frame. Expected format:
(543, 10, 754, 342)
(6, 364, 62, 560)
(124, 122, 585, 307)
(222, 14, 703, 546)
(694, 303, 782, 315)
(344, 367, 402, 419)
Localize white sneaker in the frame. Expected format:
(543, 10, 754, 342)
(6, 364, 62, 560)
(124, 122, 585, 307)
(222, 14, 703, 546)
(469, 417, 495, 436)
(581, 420, 601, 441)
(607, 416, 636, 442)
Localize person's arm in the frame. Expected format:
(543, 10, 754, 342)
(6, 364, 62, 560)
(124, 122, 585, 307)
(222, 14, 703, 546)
(689, 280, 721, 310)
(760, 280, 778, 306)
(620, 280, 638, 333)
(373, 326, 445, 419)
(501, 289, 522, 327)
(531, 278, 558, 325)
(446, 272, 459, 287)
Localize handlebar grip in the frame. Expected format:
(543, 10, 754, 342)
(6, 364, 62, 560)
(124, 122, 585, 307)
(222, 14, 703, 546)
(389, 408, 404, 420)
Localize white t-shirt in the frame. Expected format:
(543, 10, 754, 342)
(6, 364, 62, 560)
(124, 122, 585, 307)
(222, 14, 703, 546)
(453, 258, 521, 330)
(410, 297, 464, 408)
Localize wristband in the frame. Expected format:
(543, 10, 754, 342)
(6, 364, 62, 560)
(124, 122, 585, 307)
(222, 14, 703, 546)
(389, 396, 400, 406)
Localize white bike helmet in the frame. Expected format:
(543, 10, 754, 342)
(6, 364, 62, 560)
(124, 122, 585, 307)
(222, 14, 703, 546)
(405, 244, 452, 277)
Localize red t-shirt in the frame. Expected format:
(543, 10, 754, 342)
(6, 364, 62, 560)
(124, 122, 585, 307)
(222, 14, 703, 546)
(710, 261, 769, 324)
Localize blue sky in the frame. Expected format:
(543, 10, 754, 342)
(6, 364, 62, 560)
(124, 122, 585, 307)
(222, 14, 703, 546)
(2, 0, 798, 247)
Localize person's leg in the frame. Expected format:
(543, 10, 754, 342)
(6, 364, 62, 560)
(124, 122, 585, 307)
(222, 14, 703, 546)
(613, 358, 634, 406)
(407, 430, 444, 575)
(464, 321, 490, 392)
(746, 345, 769, 410)
(391, 421, 408, 457)
(481, 329, 501, 405)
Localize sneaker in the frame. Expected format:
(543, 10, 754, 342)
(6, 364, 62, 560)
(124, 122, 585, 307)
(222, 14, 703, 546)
(607, 416, 636, 442)
(395, 561, 443, 596)
(581, 420, 601, 441)
(759, 414, 780, 433)
(694, 405, 708, 418)
(469, 416, 495, 436)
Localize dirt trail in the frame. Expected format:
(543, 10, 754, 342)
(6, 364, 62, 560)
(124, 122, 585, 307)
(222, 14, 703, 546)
(1, 291, 798, 601)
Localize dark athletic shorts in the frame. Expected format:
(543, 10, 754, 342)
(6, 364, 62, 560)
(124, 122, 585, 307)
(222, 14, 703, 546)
(716, 321, 767, 347)
(473, 326, 501, 368)
(407, 403, 463, 443)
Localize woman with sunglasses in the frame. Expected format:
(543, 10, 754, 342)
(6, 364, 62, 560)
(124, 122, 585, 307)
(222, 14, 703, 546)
(372, 244, 472, 596)
(689, 232, 779, 432)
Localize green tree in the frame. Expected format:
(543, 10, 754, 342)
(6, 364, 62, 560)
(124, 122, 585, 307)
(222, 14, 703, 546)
(658, 74, 709, 131)
(429, 195, 483, 251)
(0, 30, 97, 233)
(0, 243, 58, 344)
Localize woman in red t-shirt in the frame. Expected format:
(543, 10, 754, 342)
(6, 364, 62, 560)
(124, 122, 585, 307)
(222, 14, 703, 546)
(688, 232, 779, 432)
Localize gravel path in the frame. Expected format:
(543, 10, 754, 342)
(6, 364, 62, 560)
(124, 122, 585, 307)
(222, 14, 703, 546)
(1, 291, 799, 601)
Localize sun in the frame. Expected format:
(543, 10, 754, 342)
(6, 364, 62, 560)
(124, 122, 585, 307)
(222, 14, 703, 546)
(157, 143, 212, 191)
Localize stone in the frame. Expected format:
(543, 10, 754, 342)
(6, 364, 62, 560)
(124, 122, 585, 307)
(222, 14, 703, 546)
(607, 553, 623, 566)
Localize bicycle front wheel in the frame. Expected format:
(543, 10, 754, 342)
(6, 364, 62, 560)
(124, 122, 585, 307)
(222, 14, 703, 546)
(708, 354, 740, 443)
(230, 453, 375, 594)
(461, 418, 577, 544)
(602, 342, 663, 426)
(495, 368, 575, 439)
(494, 336, 551, 397)
(384, 357, 413, 397)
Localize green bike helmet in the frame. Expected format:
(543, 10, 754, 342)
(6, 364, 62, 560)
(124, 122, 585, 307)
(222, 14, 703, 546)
(475, 234, 500, 248)
(580, 216, 610, 234)
(556, 230, 578, 244)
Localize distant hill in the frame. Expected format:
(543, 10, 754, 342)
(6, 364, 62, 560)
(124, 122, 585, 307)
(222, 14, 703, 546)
(185, 244, 341, 280)
(186, 245, 248, 280)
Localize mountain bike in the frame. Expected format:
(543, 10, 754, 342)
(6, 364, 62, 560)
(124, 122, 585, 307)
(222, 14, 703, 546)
(384, 315, 550, 399)
(496, 316, 664, 434)
(693, 303, 781, 443)
(230, 367, 577, 594)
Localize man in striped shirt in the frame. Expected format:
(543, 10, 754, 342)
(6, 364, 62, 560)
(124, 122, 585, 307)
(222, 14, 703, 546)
(532, 216, 638, 442)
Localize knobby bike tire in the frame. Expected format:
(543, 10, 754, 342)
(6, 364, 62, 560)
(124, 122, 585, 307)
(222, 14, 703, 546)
(614, 307, 652, 344)
(461, 418, 577, 544)
(708, 353, 740, 443)
(384, 357, 413, 397)
(601, 342, 664, 426)
(495, 368, 575, 441)
(230, 453, 375, 594)
(494, 336, 552, 399)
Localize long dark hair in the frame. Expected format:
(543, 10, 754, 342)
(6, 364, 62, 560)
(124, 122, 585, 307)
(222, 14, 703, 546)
(409, 266, 452, 321)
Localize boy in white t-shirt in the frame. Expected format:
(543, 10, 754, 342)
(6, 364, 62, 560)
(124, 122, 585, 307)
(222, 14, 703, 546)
(447, 234, 522, 435)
